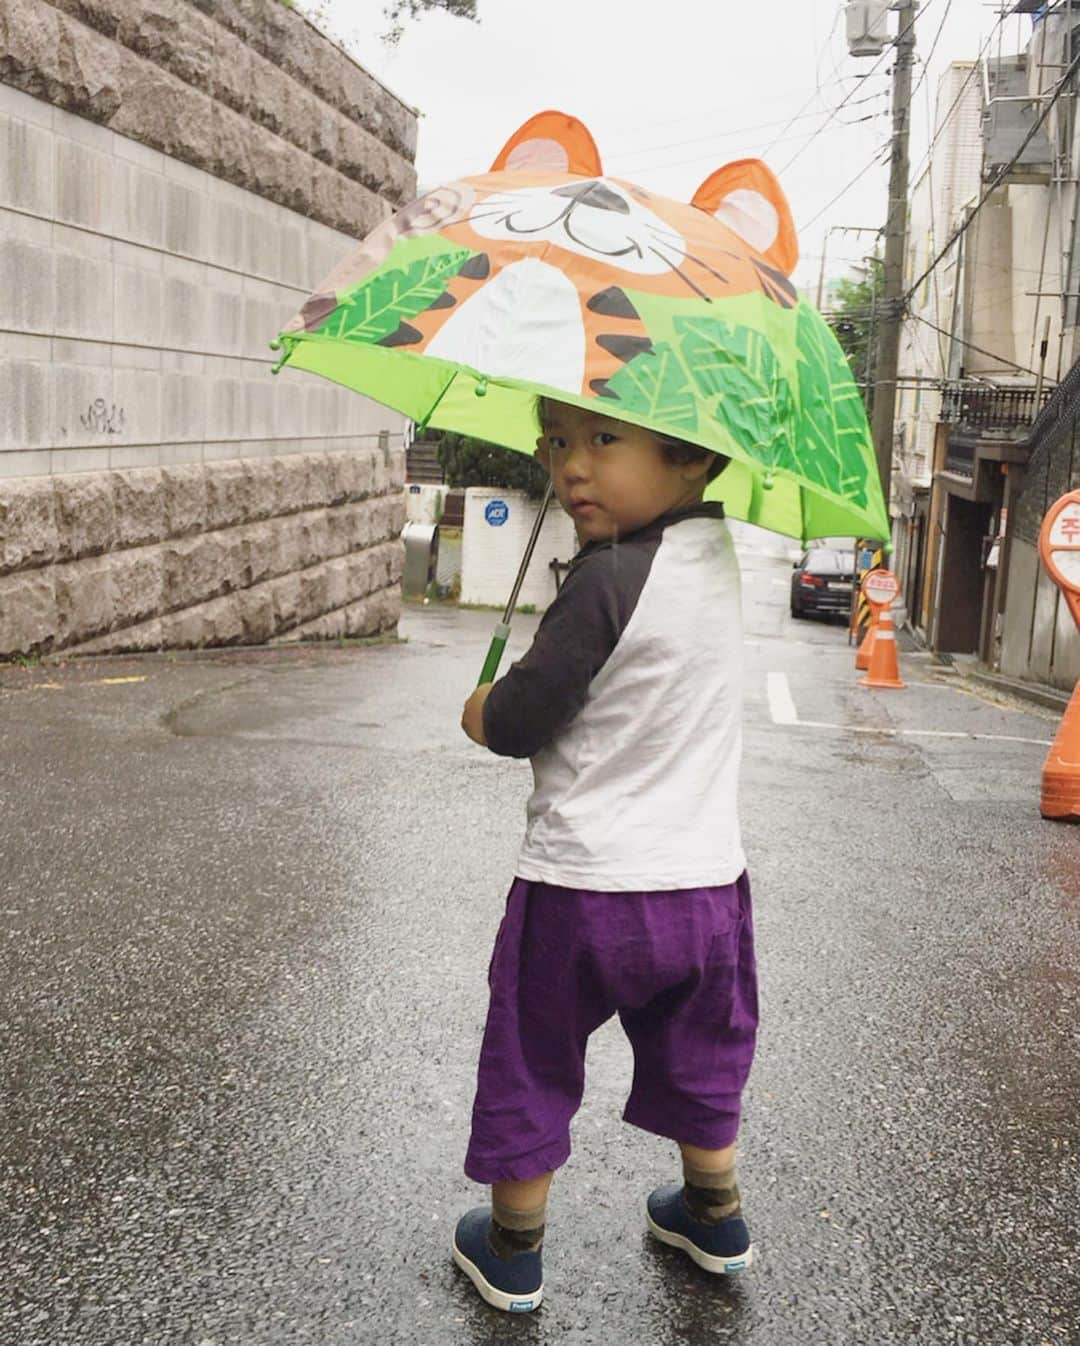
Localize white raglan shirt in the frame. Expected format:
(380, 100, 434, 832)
(482, 503, 746, 891)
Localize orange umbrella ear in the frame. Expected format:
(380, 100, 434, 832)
(691, 159, 799, 276)
(490, 110, 603, 177)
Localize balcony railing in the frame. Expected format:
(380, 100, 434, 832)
(940, 382, 1051, 432)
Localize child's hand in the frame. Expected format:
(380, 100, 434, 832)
(461, 683, 493, 746)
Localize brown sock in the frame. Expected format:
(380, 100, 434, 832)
(489, 1198, 546, 1259)
(682, 1162, 741, 1225)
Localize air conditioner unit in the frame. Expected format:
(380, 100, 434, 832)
(846, 1, 891, 57)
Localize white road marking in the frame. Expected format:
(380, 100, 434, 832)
(766, 672, 799, 725)
(763, 672, 1052, 745)
(771, 717, 1051, 747)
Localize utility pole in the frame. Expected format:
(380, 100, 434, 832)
(869, 0, 918, 533)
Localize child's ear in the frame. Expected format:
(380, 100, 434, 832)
(491, 111, 603, 176)
(690, 159, 798, 276)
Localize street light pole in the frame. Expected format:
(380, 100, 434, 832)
(869, 0, 918, 535)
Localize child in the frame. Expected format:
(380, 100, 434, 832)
(452, 397, 758, 1313)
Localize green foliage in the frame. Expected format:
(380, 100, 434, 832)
(827, 256, 882, 419)
(436, 432, 550, 499)
(382, 0, 479, 43)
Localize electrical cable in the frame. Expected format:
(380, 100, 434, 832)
(905, 42, 1080, 301)
(800, 142, 893, 230)
(776, 0, 942, 174)
(911, 313, 1049, 379)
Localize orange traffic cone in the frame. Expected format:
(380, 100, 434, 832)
(858, 607, 905, 689)
(855, 617, 877, 671)
(1041, 682, 1080, 820)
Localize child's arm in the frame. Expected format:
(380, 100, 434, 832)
(463, 545, 649, 758)
(461, 683, 493, 745)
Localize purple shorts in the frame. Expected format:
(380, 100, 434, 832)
(464, 873, 758, 1185)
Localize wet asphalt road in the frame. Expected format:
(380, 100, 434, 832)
(1, 530, 1077, 1346)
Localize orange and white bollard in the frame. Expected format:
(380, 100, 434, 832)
(858, 604, 906, 689)
(857, 569, 905, 689)
(1038, 490, 1080, 821)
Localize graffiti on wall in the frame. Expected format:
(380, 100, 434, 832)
(80, 399, 125, 435)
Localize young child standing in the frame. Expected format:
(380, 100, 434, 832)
(452, 398, 758, 1313)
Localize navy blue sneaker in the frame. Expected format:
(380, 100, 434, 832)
(646, 1184, 753, 1273)
(452, 1208, 543, 1313)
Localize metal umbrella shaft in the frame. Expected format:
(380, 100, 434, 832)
(477, 479, 555, 685)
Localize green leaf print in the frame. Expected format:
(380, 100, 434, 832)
(673, 314, 796, 470)
(316, 248, 475, 345)
(604, 342, 699, 435)
(794, 305, 873, 508)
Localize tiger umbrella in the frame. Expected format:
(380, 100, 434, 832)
(272, 110, 889, 680)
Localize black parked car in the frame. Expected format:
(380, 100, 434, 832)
(790, 540, 856, 620)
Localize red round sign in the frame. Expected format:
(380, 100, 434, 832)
(861, 568, 899, 610)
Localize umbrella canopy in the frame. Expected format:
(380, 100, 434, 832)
(273, 111, 888, 542)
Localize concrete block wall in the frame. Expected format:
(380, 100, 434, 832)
(0, 1, 419, 655)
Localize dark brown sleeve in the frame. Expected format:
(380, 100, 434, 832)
(481, 541, 655, 758)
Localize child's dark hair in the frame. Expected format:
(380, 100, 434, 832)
(535, 396, 729, 482)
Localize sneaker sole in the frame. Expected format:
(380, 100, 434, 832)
(646, 1210, 754, 1275)
(451, 1237, 543, 1313)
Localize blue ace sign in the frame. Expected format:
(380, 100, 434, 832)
(485, 499, 509, 527)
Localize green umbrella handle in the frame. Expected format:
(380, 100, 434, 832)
(476, 481, 555, 686)
(478, 622, 511, 686)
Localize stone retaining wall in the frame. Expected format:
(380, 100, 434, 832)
(0, 446, 406, 655)
(0, 1, 418, 657)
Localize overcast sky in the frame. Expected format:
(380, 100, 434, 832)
(319, 0, 1031, 294)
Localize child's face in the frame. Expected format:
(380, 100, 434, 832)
(535, 404, 709, 543)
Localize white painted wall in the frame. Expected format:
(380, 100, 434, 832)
(0, 80, 403, 482)
(461, 487, 577, 611)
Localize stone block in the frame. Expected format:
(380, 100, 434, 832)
(345, 545, 375, 595)
(239, 521, 278, 587)
(54, 251, 114, 343)
(107, 541, 163, 627)
(110, 157, 166, 250)
(209, 193, 246, 272)
(111, 365, 163, 446)
(52, 363, 117, 448)
(0, 360, 50, 451)
(236, 584, 274, 644)
(0, 112, 54, 215)
(67, 614, 163, 656)
(164, 178, 208, 258)
(0, 567, 58, 654)
(53, 470, 116, 559)
(0, 238, 56, 335)
(162, 275, 209, 352)
(116, 0, 216, 92)
(204, 458, 253, 531)
(347, 502, 375, 551)
(298, 509, 332, 570)
(110, 465, 165, 548)
(55, 135, 112, 232)
(109, 65, 215, 169)
(325, 504, 352, 560)
(54, 554, 113, 645)
(113, 263, 164, 348)
(0, 449, 52, 479)
(4, 0, 125, 131)
(162, 531, 227, 610)
(269, 569, 301, 628)
(0, 475, 58, 573)
(161, 462, 206, 536)
(296, 561, 329, 624)
(324, 555, 349, 612)
(248, 457, 276, 521)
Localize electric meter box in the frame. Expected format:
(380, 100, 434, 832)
(845, 1, 890, 57)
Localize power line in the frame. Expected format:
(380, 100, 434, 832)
(911, 313, 1051, 380)
(905, 41, 1080, 301)
(801, 142, 892, 231)
(607, 92, 888, 176)
(777, 0, 943, 175)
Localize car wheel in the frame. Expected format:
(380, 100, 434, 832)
(790, 602, 803, 618)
